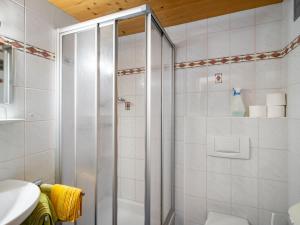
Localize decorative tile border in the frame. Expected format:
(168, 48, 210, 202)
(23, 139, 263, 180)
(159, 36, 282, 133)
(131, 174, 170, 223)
(118, 35, 300, 76)
(1, 34, 300, 73)
(117, 67, 145, 76)
(0, 35, 55, 60)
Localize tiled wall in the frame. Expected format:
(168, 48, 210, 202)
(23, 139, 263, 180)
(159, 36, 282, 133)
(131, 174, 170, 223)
(0, 0, 76, 182)
(117, 33, 146, 204)
(283, 0, 300, 208)
(166, 3, 289, 225)
(116, 3, 290, 225)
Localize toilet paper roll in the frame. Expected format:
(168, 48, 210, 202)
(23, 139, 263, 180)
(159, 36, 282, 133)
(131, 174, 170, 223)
(267, 106, 286, 118)
(266, 93, 286, 106)
(249, 105, 266, 118)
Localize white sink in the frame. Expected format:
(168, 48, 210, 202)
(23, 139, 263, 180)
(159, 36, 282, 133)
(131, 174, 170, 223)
(0, 180, 40, 225)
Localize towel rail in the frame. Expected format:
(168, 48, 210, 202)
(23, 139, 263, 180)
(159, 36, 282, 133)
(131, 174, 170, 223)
(32, 179, 84, 225)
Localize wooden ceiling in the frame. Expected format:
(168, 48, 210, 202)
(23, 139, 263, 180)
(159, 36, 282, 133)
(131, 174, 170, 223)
(49, 0, 283, 36)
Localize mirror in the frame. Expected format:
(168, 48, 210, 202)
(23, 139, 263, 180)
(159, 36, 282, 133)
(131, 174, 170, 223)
(0, 44, 13, 104)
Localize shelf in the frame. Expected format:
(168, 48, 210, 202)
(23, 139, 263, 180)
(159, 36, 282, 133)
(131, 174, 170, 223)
(0, 119, 24, 124)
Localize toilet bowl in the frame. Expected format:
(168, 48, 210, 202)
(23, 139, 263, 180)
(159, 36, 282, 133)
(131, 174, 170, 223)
(205, 212, 249, 225)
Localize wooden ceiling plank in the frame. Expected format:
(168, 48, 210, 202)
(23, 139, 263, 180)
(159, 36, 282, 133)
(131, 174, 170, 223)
(49, 0, 283, 35)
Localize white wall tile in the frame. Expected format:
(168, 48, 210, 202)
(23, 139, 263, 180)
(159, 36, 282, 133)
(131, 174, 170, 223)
(119, 117, 135, 138)
(175, 166, 184, 189)
(118, 35, 136, 69)
(135, 138, 145, 159)
(187, 33, 208, 61)
(208, 31, 230, 58)
(0, 158, 24, 181)
(232, 176, 258, 207)
(230, 9, 255, 29)
(175, 69, 186, 94)
(256, 21, 282, 52)
(186, 67, 208, 93)
(0, 0, 24, 41)
(134, 33, 145, 68)
(25, 120, 56, 155)
(5, 87, 25, 119)
(26, 53, 54, 90)
(259, 149, 288, 181)
(120, 178, 135, 200)
(230, 26, 255, 56)
(231, 148, 258, 177)
(135, 159, 145, 181)
(207, 156, 231, 174)
(207, 199, 231, 215)
(175, 94, 186, 117)
(184, 143, 206, 170)
(166, 24, 187, 62)
(175, 188, 184, 212)
(175, 117, 184, 142)
(184, 196, 207, 225)
(186, 92, 207, 116)
(185, 169, 206, 197)
(26, 8, 55, 52)
(259, 179, 288, 212)
(118, 75, 136, 96)
(287, 83, 300, 118)
(288, 152, 300, 205)
(184, 116, 206, 144)
(0, 122, 24, 162)
(230, 61, 256, 90)
(207, 91, 231, 116)
(135, 117, 145, 138)
(120, 158, 135, 179)
(207, 117, 231, 136)
(231, 118, 259, 147)
(259, 118, 288, 150)
(208, 15, 230, 33)
(207, 173, 231, 202)
(255, 4, 282, 25)
(231, 204, 258, 225)
(135, 95, 145, 117)
(256, 59, 285, 89)
(25, 150, 54, 182)
(135, 181, 144, 203)
(26, 89, 55, 121)
(14, 50, 25, 87)
(288, 119, 300, 154)
(119, 137, 135, 159)
(287, 51, 300, 86)
(135, 74, 145, 96)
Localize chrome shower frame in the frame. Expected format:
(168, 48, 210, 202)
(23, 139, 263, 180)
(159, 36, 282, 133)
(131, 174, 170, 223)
(56, 5, 175, 225)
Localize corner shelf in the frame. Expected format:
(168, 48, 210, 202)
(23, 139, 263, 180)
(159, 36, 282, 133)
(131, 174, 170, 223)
(0, 119, 24, 124)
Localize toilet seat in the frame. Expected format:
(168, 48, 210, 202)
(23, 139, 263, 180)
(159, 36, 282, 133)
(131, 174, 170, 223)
(205, 212, 249, 225)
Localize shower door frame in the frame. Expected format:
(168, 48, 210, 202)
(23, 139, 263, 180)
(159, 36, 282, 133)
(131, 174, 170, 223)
(56, 5, 175, 225)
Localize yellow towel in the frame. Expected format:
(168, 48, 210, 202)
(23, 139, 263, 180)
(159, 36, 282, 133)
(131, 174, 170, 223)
(50, 184, 82, 222)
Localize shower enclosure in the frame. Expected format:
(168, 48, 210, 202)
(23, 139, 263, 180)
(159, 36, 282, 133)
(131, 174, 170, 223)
(56, 5, 175, 225)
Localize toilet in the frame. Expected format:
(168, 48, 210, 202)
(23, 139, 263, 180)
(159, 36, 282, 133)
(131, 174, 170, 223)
(205, 212, 249, 225)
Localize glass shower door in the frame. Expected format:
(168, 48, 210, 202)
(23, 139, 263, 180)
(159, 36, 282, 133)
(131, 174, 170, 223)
(162, 36, 174, 224)
(60, 27, 97, 225)
(97, 21, 118, 225)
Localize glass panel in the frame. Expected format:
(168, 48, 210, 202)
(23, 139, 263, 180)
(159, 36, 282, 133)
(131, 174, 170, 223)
(117, 14, 146, 225)
(61, 33, 76, 187)
(149, 20, 162, 225)
(162, 36, 173, 223)
(76, 28, 97, 225)
(97, 23, 116, 225)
